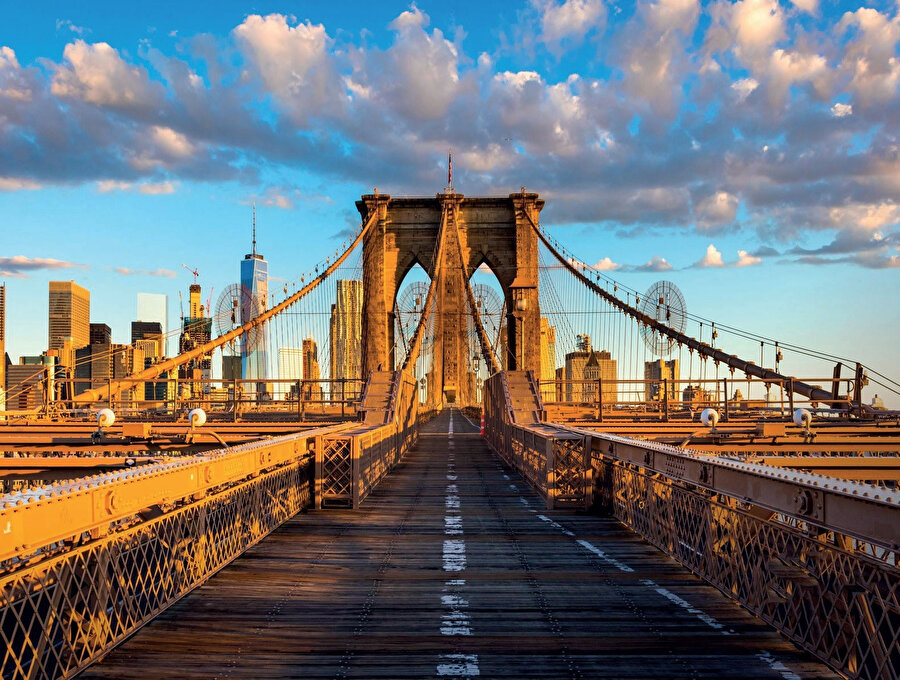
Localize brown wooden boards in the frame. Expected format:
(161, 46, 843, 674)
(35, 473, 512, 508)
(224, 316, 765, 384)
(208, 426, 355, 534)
(82, 409, 835, 679)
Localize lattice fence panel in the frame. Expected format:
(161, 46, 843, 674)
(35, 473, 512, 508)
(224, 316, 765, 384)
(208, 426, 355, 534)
(606, 461, 900, 680)
(1, 463, 309, 680)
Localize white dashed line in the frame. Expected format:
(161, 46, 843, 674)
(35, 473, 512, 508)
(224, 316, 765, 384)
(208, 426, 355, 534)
(444, 516, 463, 535)
(437, 654, 480, 676)
(576, 539, 634, 573)
(536, 514, 575, 537)
(641, 579, 729, 633)
(756, 651, 801, 679)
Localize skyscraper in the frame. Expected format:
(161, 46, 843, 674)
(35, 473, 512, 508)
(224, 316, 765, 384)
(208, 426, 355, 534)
(48, 281, 89, 351)
(563, 335, 616, 403)
(241, 206, 268, 391)
(302, 336, 321, 401)
(278, 347, 304, 399)
(329, 279, 362, 399)
(137, 293, 168, 355)
(90, 323, 111, 345)
(539, 317, 556, 402)
(644, 359, 680, 402)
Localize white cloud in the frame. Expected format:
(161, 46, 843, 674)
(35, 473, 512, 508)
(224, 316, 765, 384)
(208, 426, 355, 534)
(538, 0, 607, 49)
(731, 77, 759, 100)
(695, 191, 739, 228)
(735, 249, 761, 266)
(97, 180, 132, 193)
(0, 177, 41, 191)
(233, 14, 337, 120)
(831, 102, 853, 117)
(113, 267, 177, 278)
(829, 202, 900, 231)
(696, 243, 725, 267)
(0, 255, 86, 278)
(149, 126, 195, 159)
(591, 256, 620, 270)
(788, 0, 817, 14)
(731, 0, 785, 57)
(839, 8, 900, 107)
(0, 47, 31, 101)
(138, 181, 175, 195)
(51, 40, 161, 110)
(636, 255, 673, 271)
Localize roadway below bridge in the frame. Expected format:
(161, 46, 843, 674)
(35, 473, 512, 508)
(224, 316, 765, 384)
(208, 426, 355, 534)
(83, 409, 835, 679)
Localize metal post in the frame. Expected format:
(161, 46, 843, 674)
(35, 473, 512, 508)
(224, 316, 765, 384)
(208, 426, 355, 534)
(663, 379, 669, 422)
(787, 378, 794, 415)
(597, 376, 603, 423)
(723, 377, 729, 422)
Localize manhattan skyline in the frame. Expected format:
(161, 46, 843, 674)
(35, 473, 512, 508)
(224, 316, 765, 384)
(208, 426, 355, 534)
(0, 0, 897, 401)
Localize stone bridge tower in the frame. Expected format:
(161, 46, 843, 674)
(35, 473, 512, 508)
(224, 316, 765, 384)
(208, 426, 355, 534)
(356, 190, 543, 407)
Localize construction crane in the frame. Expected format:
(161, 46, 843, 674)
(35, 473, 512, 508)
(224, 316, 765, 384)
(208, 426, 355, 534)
(182, 263, 199, 285)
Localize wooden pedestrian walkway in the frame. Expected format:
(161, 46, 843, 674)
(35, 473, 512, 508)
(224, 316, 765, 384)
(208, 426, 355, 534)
(82, 409, 835, 679)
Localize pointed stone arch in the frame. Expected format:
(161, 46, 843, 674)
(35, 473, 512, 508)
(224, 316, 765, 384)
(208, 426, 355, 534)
(357, 191, 544, 406)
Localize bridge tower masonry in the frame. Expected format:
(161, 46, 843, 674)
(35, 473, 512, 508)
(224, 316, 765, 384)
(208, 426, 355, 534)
(357, 189, 544, 407)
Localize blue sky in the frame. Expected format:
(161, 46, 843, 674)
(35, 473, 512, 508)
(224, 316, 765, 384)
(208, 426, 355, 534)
(0, 0, 898, 403)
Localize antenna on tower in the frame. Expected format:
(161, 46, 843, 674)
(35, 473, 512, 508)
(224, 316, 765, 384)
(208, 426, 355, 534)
(252, 202, 257, 257)
(448, 150, 453, 190)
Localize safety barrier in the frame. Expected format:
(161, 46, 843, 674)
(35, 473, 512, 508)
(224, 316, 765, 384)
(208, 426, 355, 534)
(315, 371, 421, 508)
(483, 372, 592, 509)
(484, 370, 900, 680)
(0, 422, 349, 680)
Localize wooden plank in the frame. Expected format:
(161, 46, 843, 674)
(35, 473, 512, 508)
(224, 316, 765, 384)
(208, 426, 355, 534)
(82, 409, 836, 680)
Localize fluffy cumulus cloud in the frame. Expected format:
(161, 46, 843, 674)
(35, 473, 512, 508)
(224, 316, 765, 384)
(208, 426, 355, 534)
(0, 4, 898, 269)
(696, 243, 725, 267)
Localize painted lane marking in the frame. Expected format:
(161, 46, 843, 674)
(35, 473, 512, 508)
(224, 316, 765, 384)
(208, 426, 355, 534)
(519, 497, 531, 507)
(576, 539, 634, 573)
(446, 484, 458, 493)
(443, 540, 467, 571)
(447, 474, 458, 481)
(445, 496, 461, 510)
(536, 514, 575, 537)
(640, 579, 729, 633)
(756, 651, 802, 680)
(444, 516, 463, 535)
(502, 474, 510, 480)
(508, 484, 517, 491)
(440, 591, 472, 635)
(437, 654, 480, 676)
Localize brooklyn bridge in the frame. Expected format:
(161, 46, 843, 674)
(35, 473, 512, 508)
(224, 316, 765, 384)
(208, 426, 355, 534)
(2, 188, 898, 680)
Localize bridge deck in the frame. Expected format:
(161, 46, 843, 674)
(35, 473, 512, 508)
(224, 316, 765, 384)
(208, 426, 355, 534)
(82, 410, 835, 679)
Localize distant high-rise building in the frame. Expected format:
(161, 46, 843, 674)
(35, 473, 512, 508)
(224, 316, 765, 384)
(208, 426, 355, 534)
(644, 359, 679, 402)
(137, 293, 168, 355)
(132, 321, 163, 359)
(564, 336, 616, 403)
(0, 284, 5, 412)
(302, 336, 322, 401)
(90, 323, 111, 345)
(278, 347, 304, 400)
(539, 317, 556, 402)
(222, 355, 242, 382)
(179, 283, 212, 397)
(241, 206, 268, 391)
(6, 362, 44, 410)
(49, 281, 89, 351)
(329, 279, 362, 399)
(582, 350, 617, 404)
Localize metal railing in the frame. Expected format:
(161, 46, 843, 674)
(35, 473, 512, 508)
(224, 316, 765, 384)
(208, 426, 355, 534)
(315, 371, 422, 508)
(484, 370, 900, 680)
(0, 422, 351, 680)
(539, 375, 867, 421)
